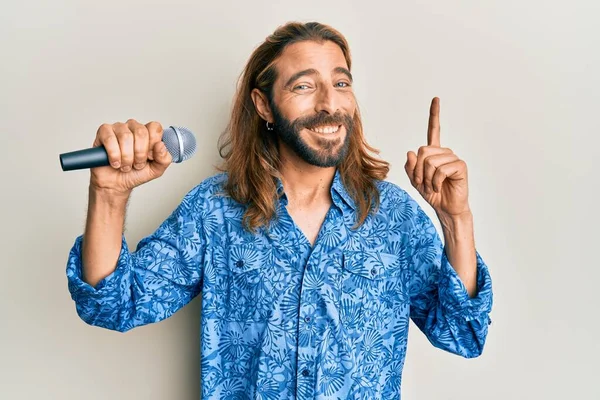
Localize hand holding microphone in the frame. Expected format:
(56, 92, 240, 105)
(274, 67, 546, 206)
(60, 119, 196, 195)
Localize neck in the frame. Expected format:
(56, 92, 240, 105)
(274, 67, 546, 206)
(278, 146, 335, 207)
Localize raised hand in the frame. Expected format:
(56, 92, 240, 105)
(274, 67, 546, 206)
(404, 97, 471, 217)
(90, 119, 172, 195)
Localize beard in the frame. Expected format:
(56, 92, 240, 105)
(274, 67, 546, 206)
(269, 100, 354, 168)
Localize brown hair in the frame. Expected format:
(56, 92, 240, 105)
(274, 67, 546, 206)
(218, 21, 389, 231)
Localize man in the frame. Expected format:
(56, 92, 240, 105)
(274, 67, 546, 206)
(66, 21, 493, 399)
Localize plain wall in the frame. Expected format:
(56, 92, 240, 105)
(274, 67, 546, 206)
(1, 0, 598, 399)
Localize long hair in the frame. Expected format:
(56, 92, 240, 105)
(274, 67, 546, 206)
(218, 21, 389, 231)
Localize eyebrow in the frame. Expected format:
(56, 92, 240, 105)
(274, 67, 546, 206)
(283, 67, 353, 88)
(334, 67, 353, 82)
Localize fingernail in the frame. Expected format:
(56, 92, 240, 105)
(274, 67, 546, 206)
(134, 163, 145, 170)
(112, 161, 121, 168)
(121, 166, 131, 172)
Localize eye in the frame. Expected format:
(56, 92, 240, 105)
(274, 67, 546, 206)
(294, 84, 311, 90)
(335, 81, 351, 88)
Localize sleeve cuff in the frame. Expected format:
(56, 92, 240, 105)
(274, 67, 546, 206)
(438, 250, 493, 322)
(66, 235, 131, 300)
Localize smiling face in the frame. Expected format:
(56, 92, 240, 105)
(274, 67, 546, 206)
(254, 40, 357, 168)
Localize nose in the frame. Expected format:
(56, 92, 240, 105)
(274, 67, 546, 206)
(314, 84, 339, 115)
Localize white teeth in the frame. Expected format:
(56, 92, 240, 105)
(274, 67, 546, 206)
(309, 125, 340, 134)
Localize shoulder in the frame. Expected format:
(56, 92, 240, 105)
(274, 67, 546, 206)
(375, 179, 430, 226)
(183, 172, 230, 203)
(181, 172, 247, 216)
(376, 179, 414, 206)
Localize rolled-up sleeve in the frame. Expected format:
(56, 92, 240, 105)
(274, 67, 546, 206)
(408, 203, 493, 358)
(438, 249, 493, 321)
(66, 186, 206, 333)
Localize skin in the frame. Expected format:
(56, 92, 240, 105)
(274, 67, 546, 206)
(404, 97, 478, 297)
(81, 40, 478, 298)
(81, 120, 171, 287)
(251, 41, 357, 246)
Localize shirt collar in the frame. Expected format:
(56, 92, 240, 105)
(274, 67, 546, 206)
(275, 178, 287, 206)
(331, 169, 357, 213)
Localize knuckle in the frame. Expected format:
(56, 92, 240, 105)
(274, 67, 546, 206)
(147, 121, 163, 140)
(98, 123, 112, 133)
(116, 129, 133, 140)
(96, 124, 112, 140)
(147, 121, 163, 131)
(101, 133, 117, 144)
(119, 147, 134, 162)
(107, 152, 120, 163)
(134, 150, 147, 162)
(424, 158, 436, 171)
(120, 146, 133, 157)
(121, 156, 133, 165)
(133, 127, 149, 139)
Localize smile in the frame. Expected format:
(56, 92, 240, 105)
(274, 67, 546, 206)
(307, 125, 341, 134)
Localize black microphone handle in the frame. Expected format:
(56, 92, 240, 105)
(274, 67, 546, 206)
(60, 146, 112, 171)
(60, 126, 196, 171)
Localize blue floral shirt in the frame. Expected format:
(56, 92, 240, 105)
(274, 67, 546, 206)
(66, 170, 493, 400)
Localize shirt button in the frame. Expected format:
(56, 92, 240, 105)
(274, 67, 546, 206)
(370, 268, 377, 276)
(236, 260, 245, 268)
(304, 316, 311, 323)
(306, 264, 312, 271)
(301, 369, 310, 377)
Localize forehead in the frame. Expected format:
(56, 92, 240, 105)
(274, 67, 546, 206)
(274, 40, 348, 82)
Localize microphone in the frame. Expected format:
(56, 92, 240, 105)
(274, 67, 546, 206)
(59, 126, 197, 171)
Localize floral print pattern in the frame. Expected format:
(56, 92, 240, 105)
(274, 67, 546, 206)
(66, 170, 493, 399)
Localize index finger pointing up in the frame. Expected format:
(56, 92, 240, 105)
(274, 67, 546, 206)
(428, 97, 441, 147)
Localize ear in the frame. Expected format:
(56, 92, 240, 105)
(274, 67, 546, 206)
(251, 88, 273, 123)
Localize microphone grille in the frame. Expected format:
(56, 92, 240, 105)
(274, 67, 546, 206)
(162, 126, 197, 163)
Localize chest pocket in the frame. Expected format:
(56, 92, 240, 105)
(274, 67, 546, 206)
(340, 249, 408, 332)
(222, 244, 274, 322)
(344, 251, 398, 280)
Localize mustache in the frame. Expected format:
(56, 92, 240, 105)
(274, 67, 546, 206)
(293, 111, 353, 129)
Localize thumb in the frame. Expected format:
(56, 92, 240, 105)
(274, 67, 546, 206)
(148, 141, 172, 178)
(404, 151, 417, 186)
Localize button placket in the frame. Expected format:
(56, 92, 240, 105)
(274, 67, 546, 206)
(296, 250, 321, 399)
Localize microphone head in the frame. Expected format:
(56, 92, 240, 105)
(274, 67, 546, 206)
(162, 126, 197, 163)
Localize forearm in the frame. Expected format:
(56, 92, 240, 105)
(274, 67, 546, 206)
(81, 185, 131, 288)
(437, 211, 478, 297)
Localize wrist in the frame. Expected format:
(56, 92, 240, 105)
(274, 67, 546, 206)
(437, 210, 474, 248)
(437, 209, 472, 226)
(88, 184, 131, 208)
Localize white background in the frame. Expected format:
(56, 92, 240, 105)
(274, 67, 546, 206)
(1, 0, 598, 398)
